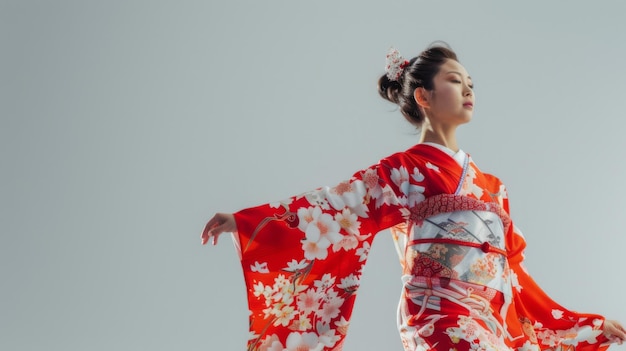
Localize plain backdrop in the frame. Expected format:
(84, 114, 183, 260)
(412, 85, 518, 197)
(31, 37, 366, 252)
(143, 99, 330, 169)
(2, 1, 626, 350)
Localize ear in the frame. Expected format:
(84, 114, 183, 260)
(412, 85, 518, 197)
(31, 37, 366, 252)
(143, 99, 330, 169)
(413, 87, 430, 108)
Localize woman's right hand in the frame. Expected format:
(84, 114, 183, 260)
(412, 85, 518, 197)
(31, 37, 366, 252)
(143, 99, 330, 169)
(201, 213, 237, 246)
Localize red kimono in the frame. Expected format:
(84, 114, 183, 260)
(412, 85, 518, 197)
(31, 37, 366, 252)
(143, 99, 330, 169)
(232, 143, 612, 351)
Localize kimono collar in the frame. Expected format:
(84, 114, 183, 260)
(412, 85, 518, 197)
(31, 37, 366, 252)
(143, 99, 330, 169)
(421, 142, 467, 167)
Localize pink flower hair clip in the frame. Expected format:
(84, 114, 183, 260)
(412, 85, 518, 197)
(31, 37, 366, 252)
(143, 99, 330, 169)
(385, 47, 410, 81)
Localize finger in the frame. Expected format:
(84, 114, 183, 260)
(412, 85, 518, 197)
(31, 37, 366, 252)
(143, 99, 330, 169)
(201, 215, 226, 245)
(201, 222, 213, 245)
(205, 215, 222, 232)
(611, 323, 626, 337)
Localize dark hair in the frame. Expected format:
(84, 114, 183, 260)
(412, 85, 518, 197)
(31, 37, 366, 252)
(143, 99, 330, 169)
(378, 43, 458, 128)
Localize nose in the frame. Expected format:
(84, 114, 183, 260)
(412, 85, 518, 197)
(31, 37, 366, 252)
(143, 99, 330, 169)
(463, 85, 473, 97)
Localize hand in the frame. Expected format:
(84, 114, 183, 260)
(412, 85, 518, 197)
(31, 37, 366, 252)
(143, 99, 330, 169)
(603, 319, 626, 345)
(201, 213, 237, 246)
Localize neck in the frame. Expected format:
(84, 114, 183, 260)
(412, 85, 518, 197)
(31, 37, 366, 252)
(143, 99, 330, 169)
(419, 119, 459, 152)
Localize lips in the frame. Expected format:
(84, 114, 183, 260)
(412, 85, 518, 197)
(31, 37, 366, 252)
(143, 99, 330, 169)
(463, 102, 473, 108)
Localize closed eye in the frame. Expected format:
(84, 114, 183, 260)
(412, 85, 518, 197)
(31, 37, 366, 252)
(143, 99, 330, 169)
(451, 79, 473, 89)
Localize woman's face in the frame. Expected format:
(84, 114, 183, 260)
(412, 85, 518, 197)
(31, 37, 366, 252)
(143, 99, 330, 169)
(424, 59, 474, 127)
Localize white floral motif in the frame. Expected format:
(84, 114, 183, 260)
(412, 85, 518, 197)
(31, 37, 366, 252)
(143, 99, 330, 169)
(333, 208, 369, 252)
(355, 242, 371, 262)
(317, 322, 341, 348)
(426, 162, 440, 172)
(337, 273, 360, 290)
(391, 166, 410, 189)
(298, 207, 342, 261)
(325, 180, 369, 218)
(332, 234, 358, 252)
(304, 191, 330, 210)
(376, 183, 401, 208)
(284, 332, 324, 351)
(412, 167, 425, 182)
(272, 304, 296, 326)
(314, 273, 336, 292)
(257, 334, 284, 351)
(463, 165, 484, 198)
(293, 314, 313, 331)
(250, 261, 269, 273)
(302, 236, 331, 260)
(407, 183, 426, 207)
(284, 259, 309, 272)
(361, 167, 382, 196)
(296, 289, 321, 314)
(318, 294, 344, 323)
(334, 208, 360, 235)
(551, 309, 564, 320)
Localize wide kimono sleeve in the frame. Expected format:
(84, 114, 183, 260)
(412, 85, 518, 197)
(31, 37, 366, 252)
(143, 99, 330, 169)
(502, 188, 612, 351)
(232, 156, 411, 351)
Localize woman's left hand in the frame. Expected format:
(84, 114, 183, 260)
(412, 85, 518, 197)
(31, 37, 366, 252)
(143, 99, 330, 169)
(603, 320, 626, 345)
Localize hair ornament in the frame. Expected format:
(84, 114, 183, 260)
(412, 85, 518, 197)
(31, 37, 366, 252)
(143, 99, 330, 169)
(385, 47, 409, 81)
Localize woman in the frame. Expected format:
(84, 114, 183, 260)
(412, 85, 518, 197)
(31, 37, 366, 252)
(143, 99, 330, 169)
(202, 44, 626, 351)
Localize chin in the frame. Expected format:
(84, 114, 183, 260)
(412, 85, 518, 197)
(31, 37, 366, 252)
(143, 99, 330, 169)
(457, 114, 472, 125)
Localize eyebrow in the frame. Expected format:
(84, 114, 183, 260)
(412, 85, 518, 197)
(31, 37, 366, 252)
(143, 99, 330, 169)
(446, 71, 472, 80)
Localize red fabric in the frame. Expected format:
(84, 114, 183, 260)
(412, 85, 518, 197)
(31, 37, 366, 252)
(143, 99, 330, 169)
(232, 144, 611, 351)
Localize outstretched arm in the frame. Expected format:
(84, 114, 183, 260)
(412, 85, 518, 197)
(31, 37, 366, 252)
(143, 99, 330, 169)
(201, 212, 236, 246)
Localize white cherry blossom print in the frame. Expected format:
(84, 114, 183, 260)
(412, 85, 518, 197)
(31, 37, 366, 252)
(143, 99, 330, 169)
(411, 167, 425, 182)
(425, 162, 440, 172)
(298, 208, 342, 260)
(390, 166, 411, 203)
(325, 180, 370, 217)
(337, 273, 360, 291)
(284, 259, 309, 272)
(284, 332, 324, 351)
(332, 234, 358, 252)
(272, 304, 296, 327)
(391, 166, 410, 189)
(297, 207, 322, 233)
(303, 191, 330, 210)
(407, 183, 426, 207)
(250, 261, 269, 273)
(301, 236, 331, 260)
(551, 309, 564, 320)
(297, 289, 322, 314)
(317, 323, 341, 348)
(462, 165, 484, 199)
(293, 314, 313, 331)
(305, 212, 342, 245)
(257, 334, 284, 351)
(375, 183, 401, 208)
(361, 168, 382, 196)
(355, 242, 371, 262)
(318, 294, 345, 324)
(253, 281, 273, 300)
(334, 208, 360, 234)
(314, 274, 336, 293)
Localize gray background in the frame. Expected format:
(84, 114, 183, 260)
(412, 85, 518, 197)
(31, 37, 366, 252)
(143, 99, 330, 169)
(2, 1, 626, 350)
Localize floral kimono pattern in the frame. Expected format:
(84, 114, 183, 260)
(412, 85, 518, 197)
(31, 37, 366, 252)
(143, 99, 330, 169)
(232, 144, 613, 351)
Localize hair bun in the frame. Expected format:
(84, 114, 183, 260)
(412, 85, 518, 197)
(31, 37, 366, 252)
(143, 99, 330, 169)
(378, 74, 403, 105)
